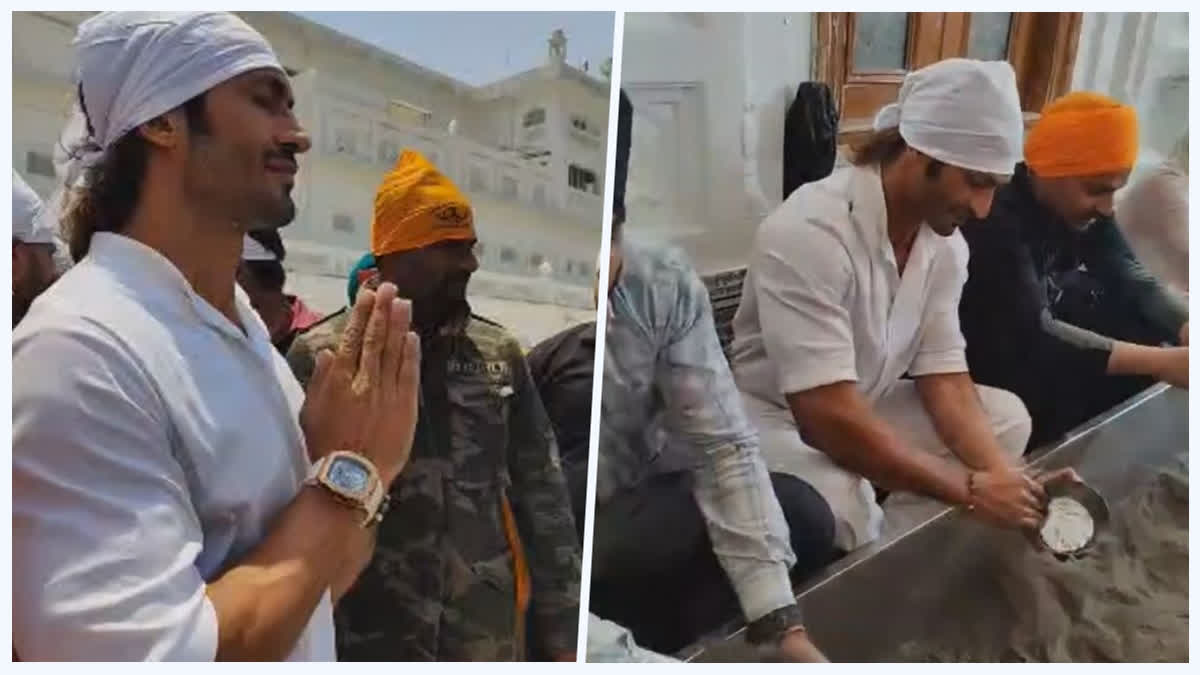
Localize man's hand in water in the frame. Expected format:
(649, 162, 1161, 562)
(775, 629, 830, 663)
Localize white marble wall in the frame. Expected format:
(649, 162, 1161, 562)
(10, 11, 607, 302)
(1071, 12, 1188, 180)
(620, 12, 812, 272)
(620, 12, 1188, 274)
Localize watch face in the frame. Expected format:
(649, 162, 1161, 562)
(328, 456, 370, 495)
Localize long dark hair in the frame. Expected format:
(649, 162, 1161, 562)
(612, 89, 633, 237)
(849, 127, 908, 168)
(63, 86, 208, 262)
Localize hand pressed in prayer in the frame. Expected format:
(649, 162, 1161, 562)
(299, 282, 421, 485)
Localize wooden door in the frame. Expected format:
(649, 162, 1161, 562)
(815, 12, 1083, 144)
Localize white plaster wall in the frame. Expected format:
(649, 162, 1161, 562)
(11, 13, 78, 195)
(11, 11, 604, 306)
(1071, 12, 1188, 181)
(621, 11, 1186, 273)
(242, 13, 470, 132)
(561, 80, 611, 190)
(620, 12, 811, 273)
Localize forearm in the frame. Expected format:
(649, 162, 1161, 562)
(1138, 287, 1188, 343)
(1107, 341, 1177, 378)
(915, 372, 1013, 471)
(206, 487, 362, 661)
(1095, 224, 1187, 339)
(787, 386, 969, 506)
(331, 527, 377, 604)
(693, 443, 796, 622)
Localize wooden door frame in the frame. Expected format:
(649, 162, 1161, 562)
(814, 12, 1083, 144)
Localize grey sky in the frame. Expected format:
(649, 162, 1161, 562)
(294, 12, 615, 86)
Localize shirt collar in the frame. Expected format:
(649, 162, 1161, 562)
(1007, 163, 1079, 246)
(847, 163, 934, 271)
(88, 232, 276, 359)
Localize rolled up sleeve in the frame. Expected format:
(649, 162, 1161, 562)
(12, 324, 218, 661)
(911, 235, 970, 376)
(753, 220, 858, 394)
(659, 268, 797, 623)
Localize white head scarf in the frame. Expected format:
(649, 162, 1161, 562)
(12, 170, 56, 245)
(241, 234, 278, 262)
(873, 58, 1024, 176)
(45, 13, 285, 236)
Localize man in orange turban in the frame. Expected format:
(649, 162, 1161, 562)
(959, 92, 1188, 449)
(285, 150, 581, 662)
(368, 149, 479, 332)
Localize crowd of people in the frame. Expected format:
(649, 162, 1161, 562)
(12, 11, 579, 662)
(9, 11, 1189, 664)
(570, 58, 1188, 661)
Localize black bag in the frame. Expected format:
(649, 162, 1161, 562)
(783, 82, 839, 200)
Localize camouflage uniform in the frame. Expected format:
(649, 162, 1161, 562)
(288, 309, 582, 661)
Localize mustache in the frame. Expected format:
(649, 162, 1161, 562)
(265, 143, 299, 165)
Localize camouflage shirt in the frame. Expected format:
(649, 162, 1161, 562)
(600, 237, 798, 623)
(288, 310, 581, 661)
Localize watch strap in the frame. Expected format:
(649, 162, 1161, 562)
(746, 604, 805, 646)
(306, 452, 388, 528)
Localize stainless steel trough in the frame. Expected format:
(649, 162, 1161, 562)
(683, 385, 1189, 662)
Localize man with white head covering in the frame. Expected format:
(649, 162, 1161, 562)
(731, 59, 1076, 552)
(238, 230, 323, 355)
(12, 169, 60, 326)
(13, 12, 420, 661)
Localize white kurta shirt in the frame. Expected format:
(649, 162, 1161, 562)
(12, 232, 335, 661)
(731, 164, 970, 410)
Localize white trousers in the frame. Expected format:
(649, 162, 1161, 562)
(742, 380, 1031, 552)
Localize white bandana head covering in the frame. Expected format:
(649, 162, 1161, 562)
(12, 170, 55, 245)
(241, 234, 278, 262)
(44, 12, 285, 236)
(873, 58, 1024, 176)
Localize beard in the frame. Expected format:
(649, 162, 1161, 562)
(14, 294, 32, 327)
(14, 285, 40, 327)
(13, 269, 55, 327)
(185, 140, 297, 231)
(414, 283, 472, 335)
(240, 184, 296, 231)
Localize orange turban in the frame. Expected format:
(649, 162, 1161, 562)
(371, 150, 475, 256)
(1025, 92, 1138, 178)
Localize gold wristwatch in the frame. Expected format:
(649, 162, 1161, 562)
(306, 451, 388, 528)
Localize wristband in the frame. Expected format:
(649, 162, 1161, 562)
(746, 604, 805, 646)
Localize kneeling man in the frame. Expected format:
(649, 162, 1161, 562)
(732, 59, 1049, 551)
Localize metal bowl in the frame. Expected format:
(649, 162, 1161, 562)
(1038, 480, 1110, 559)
